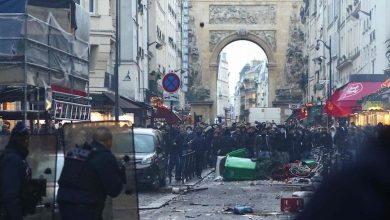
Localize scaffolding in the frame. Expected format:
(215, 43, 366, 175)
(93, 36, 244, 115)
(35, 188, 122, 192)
(0, 3, 90, 122)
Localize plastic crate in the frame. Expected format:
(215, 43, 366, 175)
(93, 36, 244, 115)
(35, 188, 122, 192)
(226, 148, 248, 158)
(223, 156, 257, 180)
(280, 197, 304, 212)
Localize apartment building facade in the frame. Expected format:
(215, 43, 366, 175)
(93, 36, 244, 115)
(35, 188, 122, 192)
(81, 0, 150, 125)
(148, 0, 184, 109)
(302, 0, 390, 104)
(235, 60, 269, 121)
(216, 52, 230, 119)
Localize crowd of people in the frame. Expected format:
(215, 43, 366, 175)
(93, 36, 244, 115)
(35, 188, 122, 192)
(158, 120, 386, 181)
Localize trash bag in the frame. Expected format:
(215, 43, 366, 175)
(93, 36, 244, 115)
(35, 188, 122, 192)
(233, 205, 253, 215)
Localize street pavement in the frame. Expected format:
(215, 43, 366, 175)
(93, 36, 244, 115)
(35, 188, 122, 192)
(138, 171, 304, 220)
(138, 168, 215, 210)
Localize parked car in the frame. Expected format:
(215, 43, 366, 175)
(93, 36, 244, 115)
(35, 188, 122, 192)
(112, 128, 168, 190)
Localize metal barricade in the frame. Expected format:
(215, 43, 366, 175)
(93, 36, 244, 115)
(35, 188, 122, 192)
(180, 150, 196, 183)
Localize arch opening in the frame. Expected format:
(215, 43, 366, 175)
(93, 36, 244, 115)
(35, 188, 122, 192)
(215, 40, 269, 124)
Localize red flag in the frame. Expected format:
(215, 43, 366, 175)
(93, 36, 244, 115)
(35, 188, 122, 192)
(323, 87, 350, 117)
(298, 107, 307, 120)
(324, 100, 350, 117)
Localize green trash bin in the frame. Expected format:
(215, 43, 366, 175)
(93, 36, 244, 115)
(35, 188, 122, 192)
(223, 156, 257, 180)
(226, 148, 248, 158)
(302, 159, 317, 169)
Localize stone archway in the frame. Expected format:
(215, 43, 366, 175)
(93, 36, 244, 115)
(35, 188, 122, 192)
(209, 31, 276, 67)
(207, 31, 278, 123)
(188, 1, 303, 123)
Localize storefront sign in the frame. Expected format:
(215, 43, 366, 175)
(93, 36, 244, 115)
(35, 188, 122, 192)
(163, 93, 179, 102)
(362, 101, 384, 111)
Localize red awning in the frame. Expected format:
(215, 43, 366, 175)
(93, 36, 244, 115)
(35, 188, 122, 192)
(336, 82, 383, 102)
(153, 106, 181, 124)
(324, 82, 383, 117)
(382, 78, 390, 88)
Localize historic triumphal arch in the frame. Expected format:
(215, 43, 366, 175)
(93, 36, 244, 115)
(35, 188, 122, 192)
(187, 0, 304, 123)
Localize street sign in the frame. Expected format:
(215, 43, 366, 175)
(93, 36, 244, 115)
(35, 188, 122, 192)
(163, 93, 179, 102)
(162, 73, 181, 93)
(289, 104, 301, 109)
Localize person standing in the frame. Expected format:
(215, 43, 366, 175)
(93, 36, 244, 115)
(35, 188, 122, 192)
(236, 126, 247, 150)
(172, 126, 186, 181)
(287, 129, 301, 162)
(246, 127, 257, 158)
(0, 121, 32, 220)
(301, 129, 313, 160)
(204, 126, 214, 167)
(57, 127, 125, 220)
(320, 127, 333, 149)
(191, 128, 206, 178)
(218, 129, 235, 156)
(255, 129, 271, 160)
(334, 123, 347, 152)
(183, 126, 194, 153)
(0, 124, 10, 135)
(211, 128, 221, 166)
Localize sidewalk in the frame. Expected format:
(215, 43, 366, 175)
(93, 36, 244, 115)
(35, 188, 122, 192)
(138, 168, 214, 210)
(168, 167, 215, 187)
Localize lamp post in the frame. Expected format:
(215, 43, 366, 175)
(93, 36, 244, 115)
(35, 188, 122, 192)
(114, 0, 120, 121)
(147, 41, 163, 50)
(316, 36, 332, 127)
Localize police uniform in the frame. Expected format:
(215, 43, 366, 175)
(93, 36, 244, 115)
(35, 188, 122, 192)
(58, 140, 125, 220)
(0, 122, 32, 220)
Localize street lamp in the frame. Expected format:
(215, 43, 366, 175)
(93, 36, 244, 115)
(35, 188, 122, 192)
(114, 0, 120, 121)
(147, 41, 163, 50)
(316, 37, 332, 127)
(350, 9, 371, 20)
(312, 56, 326, 65)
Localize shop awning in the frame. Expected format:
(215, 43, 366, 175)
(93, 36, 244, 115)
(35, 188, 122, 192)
(381, 78, 390, 88)
(103, 92, 141, 112)
(285, 108, 308, 122)
(285, 109, 300, 122)
(153, 106, 181, 124)
(0, 110, 51, 120)
(324, 82, 383, 117)
(337, 82, 383, 102)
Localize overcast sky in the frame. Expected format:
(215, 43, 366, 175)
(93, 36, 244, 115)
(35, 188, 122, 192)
(220, 40, 267, 96)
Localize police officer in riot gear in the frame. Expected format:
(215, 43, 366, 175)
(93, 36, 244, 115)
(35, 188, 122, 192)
(58, 126, 125, 220)
(0, 121, 32, 220)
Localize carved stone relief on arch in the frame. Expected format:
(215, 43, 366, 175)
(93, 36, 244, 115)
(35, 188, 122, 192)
(251, 30, 277, 51)
(209, 30, 235, 52)
(209, 5, 277, 25)
(209, 30, 277, 53)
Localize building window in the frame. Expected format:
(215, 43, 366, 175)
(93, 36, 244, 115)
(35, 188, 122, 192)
(89, 0, 96, 14)
(89, 45, 98, 72)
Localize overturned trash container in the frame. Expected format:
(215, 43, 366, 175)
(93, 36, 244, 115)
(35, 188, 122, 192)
(226, 148, 248, 158)
(223, 156, 257, 181)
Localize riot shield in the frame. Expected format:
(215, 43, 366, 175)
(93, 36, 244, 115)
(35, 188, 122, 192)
(0, 132, 60, 220)
(61, 121, 139, 220)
